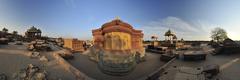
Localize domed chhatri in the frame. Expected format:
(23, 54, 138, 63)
(162, 29, 184, 49)
(92, 18, 145, 75)
(164, 29, 175, 36)
(25, 26, 42, 41)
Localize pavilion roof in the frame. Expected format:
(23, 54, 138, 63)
(164, 29, 175, 36)
(26, 26, 41, 33)
(101, 17, 133, 29)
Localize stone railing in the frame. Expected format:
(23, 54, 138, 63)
(53, 53, 93, 80)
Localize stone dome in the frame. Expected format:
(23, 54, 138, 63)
(27, 26, 41, 33)
(164, 29, 175, 36)
(101, 18, 133, 29)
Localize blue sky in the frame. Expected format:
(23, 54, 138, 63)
(0, 0, 240, 40)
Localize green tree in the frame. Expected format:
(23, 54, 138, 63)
(2, 27, 8, 33)
(210, 27, 228, 42)
(12, 31, 18, 35)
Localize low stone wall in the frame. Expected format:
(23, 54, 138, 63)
(53, 53, 93, 80)
(145, 57, 176, 80)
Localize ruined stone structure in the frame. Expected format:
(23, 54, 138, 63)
(92, 18, 145, 75)
(214, 38, 240, 54)
(151, 35, 159, 47)
(27, 40, 51, 51)
(63, 38, 85, 52)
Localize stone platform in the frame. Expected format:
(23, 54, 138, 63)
(68, 52, 165, 80)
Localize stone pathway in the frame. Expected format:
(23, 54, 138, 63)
(164, 53, 240, 80)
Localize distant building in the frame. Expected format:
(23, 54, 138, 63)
(0, 28, 9, 38)
(25, 26, 42, 41)
(162, 29, 184, 49)
(223, 38, 240, 47)
(0, 31, 3, 38)
(63, 38, 85, 52)
(217, 38, 240, 54)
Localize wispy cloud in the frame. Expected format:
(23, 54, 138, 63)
(140, 16, 215, 40)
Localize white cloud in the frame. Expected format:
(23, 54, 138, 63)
(140, 16, 215, 40)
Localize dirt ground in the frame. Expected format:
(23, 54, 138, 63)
(0, 42, 75, 80)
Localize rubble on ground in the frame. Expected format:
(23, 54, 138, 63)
(39, 56, 48, 62)
(55, 38, 64, 47)
(27, 40, 51, 51)
(12, 64, 47, 80)
(28, 52, 49, 62)
(29, 52, 40, 58)
(56, 49, 74, 60)
(0, 73, 7, 80)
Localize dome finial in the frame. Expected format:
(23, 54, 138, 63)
(115, 16, 120, 20)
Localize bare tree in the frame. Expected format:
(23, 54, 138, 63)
(210, 27, 228, 42)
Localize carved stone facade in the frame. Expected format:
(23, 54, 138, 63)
(92, 18, 144, 57)
(92, 18, 145, 75)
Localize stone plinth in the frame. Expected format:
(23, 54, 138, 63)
(98, 50, 136, 76)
